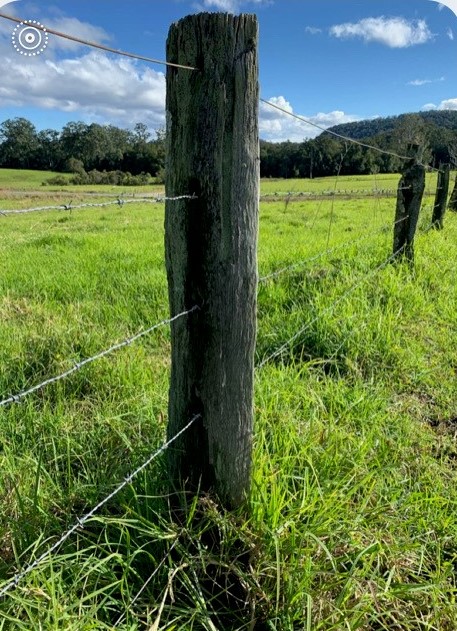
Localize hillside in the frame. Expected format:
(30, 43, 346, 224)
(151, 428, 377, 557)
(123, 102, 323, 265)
(260, 110, 457, 179)
(328, 109, 457, 141)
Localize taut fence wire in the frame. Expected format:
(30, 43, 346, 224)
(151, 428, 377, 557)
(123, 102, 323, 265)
(0, 414, 200, 599)
(0, 194, 197, 216)
(258, 215, 408, 283)
(0, 306, 199, 408)
(257, 248, 403, 369)
(0, 12, 196, 70)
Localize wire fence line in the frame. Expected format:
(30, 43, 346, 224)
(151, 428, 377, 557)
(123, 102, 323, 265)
(259, 215, 408, 283)
(259, 186, 420, 201)
(0, 414, 200, 600)
(0, 194, 197, 216)
(257, 248, 402, 369)
(0, 208, 412, 411)
(0, 307, 199, 409)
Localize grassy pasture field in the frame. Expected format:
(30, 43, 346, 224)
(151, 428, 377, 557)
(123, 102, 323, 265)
(1, 169, 457, 629)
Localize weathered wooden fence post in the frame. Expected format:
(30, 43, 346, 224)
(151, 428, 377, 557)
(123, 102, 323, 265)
(165, 13, 259, 509)
(393, 146, 425, 263)
(448, 173, 457, 212)
(431, 164, 450, 229)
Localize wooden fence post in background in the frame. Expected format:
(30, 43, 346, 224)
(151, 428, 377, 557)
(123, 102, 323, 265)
(393, 146, 425, 263)
(165, 13, 259, 509)
(448, 173, 457, 212)
(431, 163, 450, 230)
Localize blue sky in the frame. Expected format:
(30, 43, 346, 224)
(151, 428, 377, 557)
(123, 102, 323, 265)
(0, 0, 455, 141)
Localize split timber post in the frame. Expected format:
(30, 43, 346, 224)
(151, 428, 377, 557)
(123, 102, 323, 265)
(165, 13, 259, 510)
(392, 145, 425, 264)
(431, 164, 450, 230)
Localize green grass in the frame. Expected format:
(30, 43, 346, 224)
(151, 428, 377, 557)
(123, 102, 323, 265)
(1, 171, 457, 629)
(0, 167, 165, 196)
(260, 173, 441, 197)
(0, 168, 64, 189)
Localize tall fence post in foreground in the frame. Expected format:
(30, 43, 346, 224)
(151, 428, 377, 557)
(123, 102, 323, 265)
(431, 163, 450, 230)
(393, 146, 425, 263)
(165, 13, 259, 509)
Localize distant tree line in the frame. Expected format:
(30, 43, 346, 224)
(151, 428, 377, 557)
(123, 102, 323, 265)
(1, 111, 456, 181)
(0, 118, 165, 180)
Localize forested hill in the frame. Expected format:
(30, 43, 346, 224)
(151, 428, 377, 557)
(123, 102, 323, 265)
(260, 110, 457, 179)
(328, 110, 457, 141)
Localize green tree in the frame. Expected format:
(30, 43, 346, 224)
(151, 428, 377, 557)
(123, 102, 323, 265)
(36, 129, 63, 170)
(0, 118, 39, 168)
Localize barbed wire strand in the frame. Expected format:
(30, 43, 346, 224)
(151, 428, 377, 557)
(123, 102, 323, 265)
(0, 12, 195, 71)
(113, 538, 179, 628)
(0, 414, 200, 599)
(257, 248, 401, 369)
(259, 185, 434, 201)
(259, 215, 408, 283)
(0, 306, 199, 408)
(0, 195, 196, 216)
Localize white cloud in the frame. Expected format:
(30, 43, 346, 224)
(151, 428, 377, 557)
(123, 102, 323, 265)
(408, 76, 445, 86)
(447, 28, 454, 40)
(409, 79, 432, 86)
(0, 13, 167, 129)
(0, 52, 166, 129)
(305, 26, 322, 35)
(43, 17, 111, 52)
(330, 16, 433, 48)
(437, 98, 457, 110)
(422, 98, 457, 111)
(260, 96, 360, 142)
(0, 0, 19, 8)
